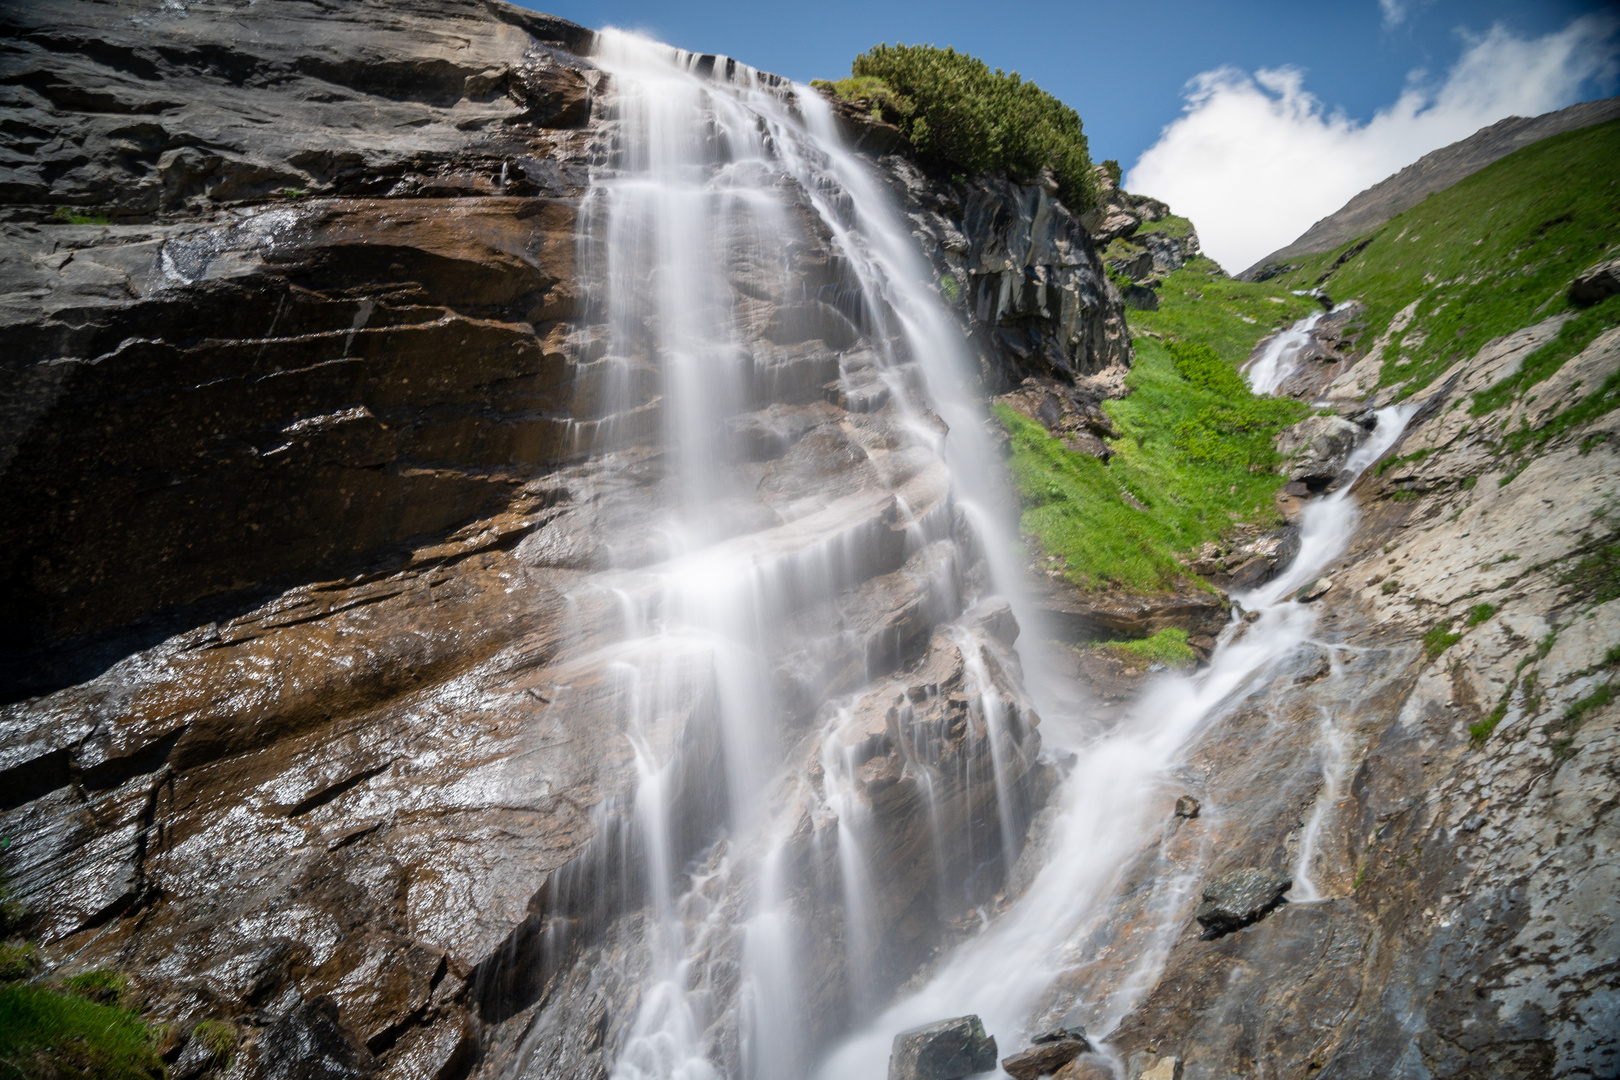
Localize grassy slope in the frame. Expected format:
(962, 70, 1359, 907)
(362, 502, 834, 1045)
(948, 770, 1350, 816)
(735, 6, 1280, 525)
(1267, 119, 1620, 400)
(0, 982, 165, 1079)
(1001, 255, 1318, 593)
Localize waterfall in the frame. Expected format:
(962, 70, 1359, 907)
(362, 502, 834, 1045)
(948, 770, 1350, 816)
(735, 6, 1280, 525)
(527, 30, 1412, 1080)
(518, 30, 1046, 1080)
(1243, 310, 1323, 394)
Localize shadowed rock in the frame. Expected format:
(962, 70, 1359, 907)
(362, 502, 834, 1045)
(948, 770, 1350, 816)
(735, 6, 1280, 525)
(890, 1015, 999, 1080)
(1195, 868, 1291, 939)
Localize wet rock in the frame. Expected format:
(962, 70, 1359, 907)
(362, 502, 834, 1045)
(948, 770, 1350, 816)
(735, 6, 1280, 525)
(1195, 868, 1291, 939)
(1569, 257, 1620, 306)
(1222, 528, 1301, 590)
(1003, 1032, 1091, 1078)
(1033, 580, 1229, 643)
(995, 377, 1119, 461)
(1274, 415, 1364, 487)
(1174, 796, 1201, 819)
(1293, 578, 1333, 602)
(1135, 1057, 1182, 1080)
(259, 998, 378, 1079)
(889, 1015, 999, 1080)
(1052, 1054, 1116, 1080)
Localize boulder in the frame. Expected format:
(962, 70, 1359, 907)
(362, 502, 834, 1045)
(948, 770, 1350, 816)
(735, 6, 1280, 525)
(1122, 284, 1160, 311)
(1274, 415, 1365, 487)
(890, 1016, 999, 1080)
(1052, 1054, 1117, 1080)
(1194, 868, 1291, 938)
(1174, 796, 1201, 819)
(1293, 577, 1333, 602)
(1569, 258, 1620, 306)
(1002, 1029, 1092, 1079)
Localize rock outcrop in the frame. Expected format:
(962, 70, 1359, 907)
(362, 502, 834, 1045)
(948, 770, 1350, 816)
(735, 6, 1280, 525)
(1, 3, 1107, 1076)
(889, 1015, 999, 1080)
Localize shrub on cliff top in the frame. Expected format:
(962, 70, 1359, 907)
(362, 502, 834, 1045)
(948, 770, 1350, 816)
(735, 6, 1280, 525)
(821, 44, 1098, 211)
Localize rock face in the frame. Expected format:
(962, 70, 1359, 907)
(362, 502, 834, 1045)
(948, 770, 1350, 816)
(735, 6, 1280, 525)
(1274, 414, 1365, 487)
(1, 3, 1107, 1077)
(826, 100, 1132, 394)
(0, 0, 597, 700)
(1569, 256, 1620, 306)
(1099, 311, 1620, 1076)
(889, 1015, 999, 1080)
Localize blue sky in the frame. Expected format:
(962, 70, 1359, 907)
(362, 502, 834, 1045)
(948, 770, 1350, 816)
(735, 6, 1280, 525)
(526, 0, 1615, 167)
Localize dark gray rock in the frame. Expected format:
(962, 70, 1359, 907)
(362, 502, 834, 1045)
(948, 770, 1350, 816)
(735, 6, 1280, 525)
(258, 998, 378, 1079)
(1174, 796, 1201, 819)
(1195, 868, 1291, 938)
(890, 1015, 999, 1080)
(1570, 258, 1620, 307)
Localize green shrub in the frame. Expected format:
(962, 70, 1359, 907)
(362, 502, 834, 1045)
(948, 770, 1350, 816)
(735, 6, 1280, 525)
(0, 982, 164, 1079)
(1102, 627, 1198, 668)
(836, 44, 1099, 210)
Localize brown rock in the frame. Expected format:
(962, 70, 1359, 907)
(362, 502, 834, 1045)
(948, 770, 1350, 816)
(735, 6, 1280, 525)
(1003, 1038, 1090, 1079)
(1052, 1053, 1118, 1080)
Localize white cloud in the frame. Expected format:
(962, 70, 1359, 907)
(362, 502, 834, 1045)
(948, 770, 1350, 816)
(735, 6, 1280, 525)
(1125, 15, 1620, 273)
(1380, 0, 1408, 29)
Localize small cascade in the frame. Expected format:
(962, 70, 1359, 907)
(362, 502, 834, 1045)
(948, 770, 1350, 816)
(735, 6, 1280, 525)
(1243, 310, 1323, 394)
(814, 401, 1413, 1074)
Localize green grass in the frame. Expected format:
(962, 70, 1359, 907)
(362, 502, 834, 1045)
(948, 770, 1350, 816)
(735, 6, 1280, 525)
(1423, 618, 1463, 660)
(997, 256, 1316, 593)
(0, 983, 164, 1080)
(0, 943, 36, 982)
(52, 208, 110, 226)
(1265, 119, 1620, 399)
(1470, 699, 1508, 746)
(1465, 603, 1497, 628)
(1558, 540, 1620, 605)
(1469, 295, 1620, 416)
(818, 44, 1098, 210)
(60, 970, 127, 1006)
(189, 1020, 237, 1069)
(1130, 258, 1321, 359)
(1101, 627, 1198, 667)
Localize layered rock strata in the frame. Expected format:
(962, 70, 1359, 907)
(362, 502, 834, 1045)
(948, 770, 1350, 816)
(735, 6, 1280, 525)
(0, 2, 1126, 1077)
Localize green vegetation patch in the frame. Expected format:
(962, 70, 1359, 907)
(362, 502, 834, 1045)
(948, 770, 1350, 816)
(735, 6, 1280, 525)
(1558, 539, 1620, 605)
(0, 982, 164, 1080)
(997, 258, 1316, 593)
(52, 208, 110, 226)
(1423, 618, 1463, 660)
(60, 970, 128, 1006)
(1465, 603, 1497, 628)
(817, 44, 1098, 210)
(1265, 119, 1620, 398)
(1470, 295, 1620, 416)
(1101, 627, 1197, 668)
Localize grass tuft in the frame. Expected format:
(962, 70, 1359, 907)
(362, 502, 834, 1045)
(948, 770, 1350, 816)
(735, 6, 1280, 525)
(1423, 618, 1463, 660)
(1101, 627, 1198, 668)
(1464, 603, 1497, 628)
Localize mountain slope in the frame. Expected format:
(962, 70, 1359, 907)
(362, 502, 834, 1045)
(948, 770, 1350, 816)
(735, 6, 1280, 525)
(1242, 96, 1620, 280)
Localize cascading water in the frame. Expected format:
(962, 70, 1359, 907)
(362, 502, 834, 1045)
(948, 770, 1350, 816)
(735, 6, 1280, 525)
(1243, 310, 1322, 395)
(513, 29, 1413, 1080)
(506, 30, 1050, 1080)
(815, 423, 1414, 1070)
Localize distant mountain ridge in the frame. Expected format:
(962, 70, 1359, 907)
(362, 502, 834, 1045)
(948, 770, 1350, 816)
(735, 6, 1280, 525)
(1241, 95, 1620, 280)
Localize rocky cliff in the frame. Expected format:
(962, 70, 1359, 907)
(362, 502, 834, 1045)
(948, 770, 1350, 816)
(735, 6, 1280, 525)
(0, 2, 1128, 1077)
